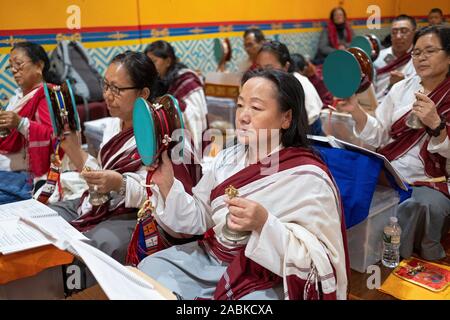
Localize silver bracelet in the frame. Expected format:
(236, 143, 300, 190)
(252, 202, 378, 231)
(118, 175, 127, 197)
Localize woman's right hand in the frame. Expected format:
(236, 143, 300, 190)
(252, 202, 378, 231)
(147, 150, 174, 200)
(60, 129, 82, 152)
(336, 95, 368, 132)
(335, 95, 360, 114)
(59, 125, 87, 171)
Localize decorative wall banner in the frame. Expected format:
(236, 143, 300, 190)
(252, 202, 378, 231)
(0, 17, 404, 50)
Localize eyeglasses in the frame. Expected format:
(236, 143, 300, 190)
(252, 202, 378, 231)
(411, 47, 445, 59)
(391, 28, 413, 36)
(102, 79, 138, 97)
(5, 60, 32, 72)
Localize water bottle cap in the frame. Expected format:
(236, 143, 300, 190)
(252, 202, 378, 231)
(390, 217, 398, 223)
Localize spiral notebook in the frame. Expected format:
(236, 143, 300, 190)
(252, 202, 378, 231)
(0, 199, 88, 255)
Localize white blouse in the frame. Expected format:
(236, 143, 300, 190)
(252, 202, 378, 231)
(355, 75, 450, 187)
(149, 144, 343, 277)
(373, 46, 416, 104)
(0, 88, 32, 172)
(293, 72, 323, 125)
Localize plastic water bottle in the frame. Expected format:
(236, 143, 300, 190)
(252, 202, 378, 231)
(382, 217, 402, 268)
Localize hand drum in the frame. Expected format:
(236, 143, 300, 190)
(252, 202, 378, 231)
(350, 34, 381, 61)
(213, 38, 232, 66)
(43, 80, 80, 136)
(133, 94, 185, 166)
(323, 47, 374, 98)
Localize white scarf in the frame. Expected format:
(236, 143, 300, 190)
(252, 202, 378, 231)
(210, 162, 348, 300)
(5, 86, 41, 113)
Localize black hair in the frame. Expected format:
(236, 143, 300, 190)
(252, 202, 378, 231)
(290, 53, 307, 73)
(11, 42, 51, 82)
(329, 7, 347, 23)
(241, 69, 310, 148)
(144, 40, 187, 94)
(392, 14, 417, 30)
(414, 25, 450, 55)
(414, 25, 450, 77)
(429, 8, 444, 16)
(258, 40, 294, 72)
(243, 28, 265, 43)
(110, 51, 159, 101)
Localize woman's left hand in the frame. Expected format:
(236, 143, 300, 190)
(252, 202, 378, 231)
(81, 170, 123, 194)
(0, 111, 21, 129)
(412, 92, 441, 129)
(224, 197, 269, 234)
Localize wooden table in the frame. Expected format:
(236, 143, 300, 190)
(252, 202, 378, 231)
(0, 245, 73, 299)
(348, 264, 396, 300)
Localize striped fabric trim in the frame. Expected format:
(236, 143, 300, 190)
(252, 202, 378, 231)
(0, 16, 433, 48)
(28, 140, 51, 148)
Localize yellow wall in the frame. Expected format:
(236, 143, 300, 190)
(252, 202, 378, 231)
(1, 0, 449, 30)
(397, 0, 450, 16)
(0, 0, 139, 30)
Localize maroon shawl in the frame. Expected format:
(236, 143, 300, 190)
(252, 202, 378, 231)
(200, 147, 349, 300)
(168, 70, 203, 112)
(378, 76, 450, 197)
(71, 127, 142, 231)
(376, 51, 412, 76)
(0, 85, 54, 176)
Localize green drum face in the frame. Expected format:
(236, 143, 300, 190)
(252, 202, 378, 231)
(213, 38, 232, 65)
(133, 94, 185, 166)
(213, 38, 225, 64)
(44, 80, 80, 136)
(323, 47, 373, 98)
(133, 98, 157, 166)
(323, 50, 362, 98)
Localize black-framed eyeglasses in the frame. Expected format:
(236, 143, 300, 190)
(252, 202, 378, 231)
(411, 47, 445, 59)
(101, 79, 139, 97)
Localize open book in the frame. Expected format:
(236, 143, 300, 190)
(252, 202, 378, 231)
(8, 208, 169, 300)
(0, 199, 88, 254)
(308, 134, 409, 191)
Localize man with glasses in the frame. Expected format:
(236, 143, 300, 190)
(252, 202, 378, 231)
(374, 15, 417, 104)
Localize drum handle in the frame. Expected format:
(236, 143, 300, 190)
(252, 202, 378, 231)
(325, 99, 342, 130)
(145, 170, 154, 198)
